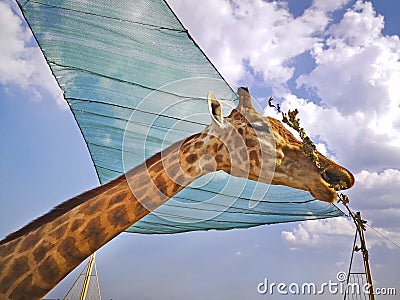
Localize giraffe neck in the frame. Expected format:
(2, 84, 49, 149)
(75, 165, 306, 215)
(0, 132, 216, 299)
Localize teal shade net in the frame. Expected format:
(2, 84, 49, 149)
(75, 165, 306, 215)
(17, 0, 343, 234)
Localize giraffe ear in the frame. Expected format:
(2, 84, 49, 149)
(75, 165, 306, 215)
(208, 92, 224, 126)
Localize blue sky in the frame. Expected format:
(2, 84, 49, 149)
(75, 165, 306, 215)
(1, 0, 400, 299)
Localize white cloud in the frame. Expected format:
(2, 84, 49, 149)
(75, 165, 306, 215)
(356, 169, 400, 191)
(282, 216, 400, 250)
(168, 0, 350, 92)
(282, 217, 354, 247)
(0, 1, 65, 107)
(347, 169, 400, 229)
(312, 0, 351, 13)
(336, 261, 347, 268)
(297, 0, 400, 146)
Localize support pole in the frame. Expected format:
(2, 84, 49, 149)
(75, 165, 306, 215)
(339, 194, 375, 300)
(355, 212, 375, 300)
(80, 253, 96, 300)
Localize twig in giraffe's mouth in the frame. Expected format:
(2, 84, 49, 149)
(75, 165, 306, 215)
(269, 97, 354, 192)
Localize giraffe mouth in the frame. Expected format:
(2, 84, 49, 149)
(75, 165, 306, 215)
(320, 165, 355, 191)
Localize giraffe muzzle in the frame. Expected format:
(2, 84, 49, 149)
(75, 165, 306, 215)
(320, 164, 355, 191)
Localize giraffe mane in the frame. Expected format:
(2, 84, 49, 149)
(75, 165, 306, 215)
(0, 176, 126, 246)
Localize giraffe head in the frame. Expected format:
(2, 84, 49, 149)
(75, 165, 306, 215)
(190, 87, 354, 202)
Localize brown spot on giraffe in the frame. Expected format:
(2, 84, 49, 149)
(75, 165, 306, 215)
(33, 240, 52, 262)
(19, 230, 40, 252)
(232, 109, 242, 120)
(38, 256, 61, 284)
(108, 191, 129, 208)
(49, 223, 68, 239)
(215, 154, 224, 164)
(81, 217, 107, 253)
(85, 200, 102, 215)
(154, 175, 168, 196)
(186, 154, 198, 164)
(194, 141, 204, 149)
(71, 219, 85, 232)
(213, 143, 218, 153)
(186, 166, 198, 175)
(57, 237, 85, 267)
(108, 205, 129, 228)
(199, 132, 208, 139)
(0, 239, 19, 258)
(245, 138, 258, 148)
(171, 182, 183, 194)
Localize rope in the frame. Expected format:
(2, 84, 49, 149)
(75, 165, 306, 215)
(365, 223, 400, 250)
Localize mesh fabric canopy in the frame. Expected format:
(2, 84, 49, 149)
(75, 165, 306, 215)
(17, 0, 343, 234)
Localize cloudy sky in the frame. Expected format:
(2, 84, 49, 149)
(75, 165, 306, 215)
(1, 0, 400, 299)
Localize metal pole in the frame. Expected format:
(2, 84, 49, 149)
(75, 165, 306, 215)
(355, 212, 375, 300)
(80, 253, 96, 300)
(93, 254, 102, 300)
(339, 195, 375, 300)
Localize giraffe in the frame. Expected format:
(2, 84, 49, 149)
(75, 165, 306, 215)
(0, 87, 354, 299)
